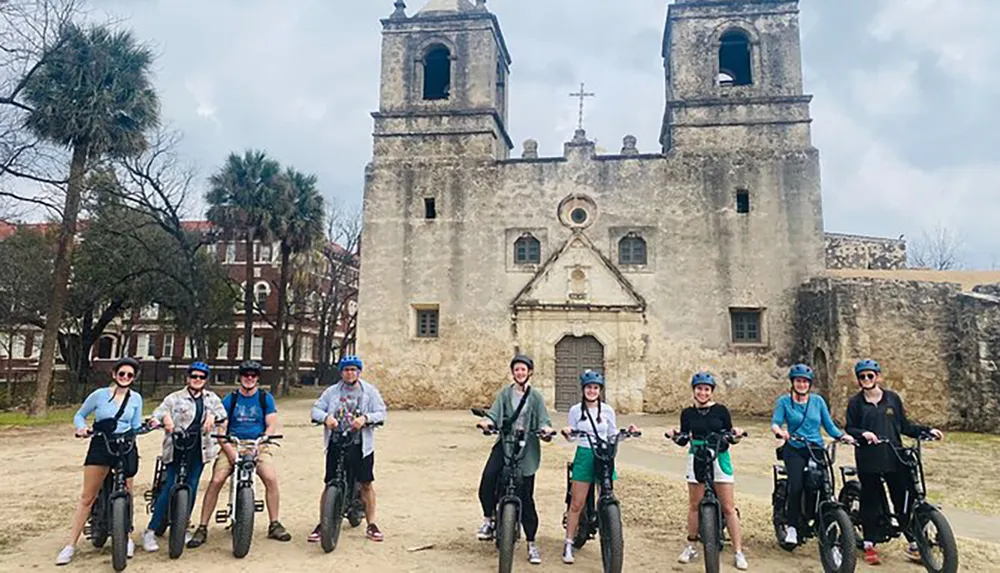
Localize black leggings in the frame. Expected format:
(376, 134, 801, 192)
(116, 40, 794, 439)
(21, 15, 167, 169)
(859, 470, 915, 543)
(478, 442, 539, 542)
(782, 444, 813, 531)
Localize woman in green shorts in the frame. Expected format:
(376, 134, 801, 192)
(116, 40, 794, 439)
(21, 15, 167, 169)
(559, 370, 639, 565)
(666, 371, 748, 570)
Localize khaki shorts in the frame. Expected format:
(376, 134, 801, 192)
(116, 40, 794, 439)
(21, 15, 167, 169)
(211, 443, 275, 479)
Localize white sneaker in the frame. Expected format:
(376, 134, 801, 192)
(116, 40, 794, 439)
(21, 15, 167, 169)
(127, 538, 135, 558)
(55, 545, 74, 566)
(142, 529, 159, 552)
(528, 543, 542, 564)
(476, 519, 495, 540)
(735, 551, 749, 570)
(678, 544, 698, 564)
(784, 526, 798, 545)
(562, 541, 575, 564)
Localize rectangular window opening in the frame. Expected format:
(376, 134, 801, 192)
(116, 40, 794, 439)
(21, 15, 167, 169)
(736, 190, 750, 214)
(730, 309, 762, 344)
(416, 307, 440, 338)
(424, 197, 437, 220)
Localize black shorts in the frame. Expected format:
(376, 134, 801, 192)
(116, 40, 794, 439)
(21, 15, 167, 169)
(325, 443, 374, 484)
(84, 434, 139, 478)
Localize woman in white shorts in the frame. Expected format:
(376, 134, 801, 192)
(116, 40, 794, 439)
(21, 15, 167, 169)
(666, 371, 748, 570)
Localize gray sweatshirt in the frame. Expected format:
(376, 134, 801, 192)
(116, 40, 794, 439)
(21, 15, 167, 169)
(310, 380, 387, 458)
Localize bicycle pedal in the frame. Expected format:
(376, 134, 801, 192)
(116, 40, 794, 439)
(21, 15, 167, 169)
(254, 500, 264, 512)
(214, 511, 227, 523)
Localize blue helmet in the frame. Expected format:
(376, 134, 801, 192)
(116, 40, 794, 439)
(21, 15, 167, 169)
(188, 361, 211, 376)
(338, 354, 363, 371)
(854, 359, 881, 376)
(788, 364, 814, 382)
(579, 369, 604, 387)
(691, 371, 716, 388)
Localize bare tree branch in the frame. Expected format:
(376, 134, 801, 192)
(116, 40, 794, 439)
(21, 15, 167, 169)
(908, 223, 965, 271)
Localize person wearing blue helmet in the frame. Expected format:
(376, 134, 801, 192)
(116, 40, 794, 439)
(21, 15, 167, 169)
(140, 360, 227, 552)
(666, 371, 748, 571)
(309, 353, 387, 543)
(845, 359, 943, 566)
(189, 359, 291, 548)
(559, 369, 639, 564)
(770, 363, 854, 548)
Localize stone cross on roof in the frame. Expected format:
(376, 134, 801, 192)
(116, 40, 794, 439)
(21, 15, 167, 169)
(569, 83, 595, 131)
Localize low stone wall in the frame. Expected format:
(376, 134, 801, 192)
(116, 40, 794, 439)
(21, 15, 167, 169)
(825, 232, 906, 270)
(795, 277, 1000, 432)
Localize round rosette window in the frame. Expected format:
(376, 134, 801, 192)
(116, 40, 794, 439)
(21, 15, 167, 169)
(558, 194, 597, 229)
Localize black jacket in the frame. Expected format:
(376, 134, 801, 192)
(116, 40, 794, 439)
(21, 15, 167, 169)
(845, 388, 930, 474)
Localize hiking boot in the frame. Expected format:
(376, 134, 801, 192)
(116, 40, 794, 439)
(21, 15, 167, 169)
(186, 525, 208, 548)
(678, 544, 698, 564)
(268, 520, 292, 541)
(366, 523, 384, 542)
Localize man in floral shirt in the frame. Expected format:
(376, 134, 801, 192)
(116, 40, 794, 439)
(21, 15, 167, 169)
(140, 361, 226, 552)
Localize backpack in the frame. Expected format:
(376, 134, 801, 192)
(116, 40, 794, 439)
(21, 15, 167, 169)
(225, 389, 269, 436)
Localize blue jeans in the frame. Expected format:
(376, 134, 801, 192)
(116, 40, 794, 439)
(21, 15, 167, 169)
(147, 456, 205, 532)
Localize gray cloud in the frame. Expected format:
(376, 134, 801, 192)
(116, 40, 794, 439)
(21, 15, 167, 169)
(82, 0, 998, 267)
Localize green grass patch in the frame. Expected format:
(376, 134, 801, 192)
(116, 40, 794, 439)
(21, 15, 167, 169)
(0, 402, 157, 429)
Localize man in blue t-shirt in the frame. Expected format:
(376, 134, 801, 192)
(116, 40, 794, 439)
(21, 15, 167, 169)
(187, 361, 292, 548)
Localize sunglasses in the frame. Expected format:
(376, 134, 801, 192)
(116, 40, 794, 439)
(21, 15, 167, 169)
(240, 372, 259, 378)
(857, 373, 877, 381)
(116, 371, 135, 379)
(189, 374, 207, 380)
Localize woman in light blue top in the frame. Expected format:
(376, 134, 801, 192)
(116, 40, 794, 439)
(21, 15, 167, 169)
(56, 357, 145, 566)
(770, 363, 854, 547)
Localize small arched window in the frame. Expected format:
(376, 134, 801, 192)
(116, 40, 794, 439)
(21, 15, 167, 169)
(514, 233, 540, 265)
(254, 282, 270, 309)
(423, 44, 451, 100)
(619, 233, 647, 265)
(719, 29, 752, 86)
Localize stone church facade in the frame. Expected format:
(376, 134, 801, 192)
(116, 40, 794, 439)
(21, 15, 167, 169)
(357, 0, 827, 414)
(356, 0, 1000, 428)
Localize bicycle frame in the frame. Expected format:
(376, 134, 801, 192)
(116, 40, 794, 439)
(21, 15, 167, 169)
(569, 429, 638, 537)
(213, 435, 277, 524)
(671, 430, 743, 548)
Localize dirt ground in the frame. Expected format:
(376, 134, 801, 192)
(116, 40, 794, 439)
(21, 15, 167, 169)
(624, 414, 1000, 517)
(1, 399, 999, 572)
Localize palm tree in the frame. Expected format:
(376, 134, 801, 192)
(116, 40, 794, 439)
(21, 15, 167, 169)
(206, 149, 282, 362)
(270, 168, 324, 393)
(21, 23, 160, 416)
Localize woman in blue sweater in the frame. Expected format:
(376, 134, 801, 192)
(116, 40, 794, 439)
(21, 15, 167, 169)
(56, 357, 146, 566)
(770, 364, 855, 547)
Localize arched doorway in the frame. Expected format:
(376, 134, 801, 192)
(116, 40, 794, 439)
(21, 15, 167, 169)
(555, 335, 604, 410)
(96, 336, 115, 360)
(813, 347, 829, 401)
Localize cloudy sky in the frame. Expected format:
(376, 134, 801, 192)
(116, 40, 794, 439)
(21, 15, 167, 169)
(84, 0, 1000, 268)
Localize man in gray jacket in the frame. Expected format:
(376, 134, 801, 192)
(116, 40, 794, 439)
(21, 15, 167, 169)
(308, 354, 387, 542)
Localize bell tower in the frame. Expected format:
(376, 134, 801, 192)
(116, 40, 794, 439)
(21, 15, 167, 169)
(660, 0, 813, 152)
(373, 0, 513, 160)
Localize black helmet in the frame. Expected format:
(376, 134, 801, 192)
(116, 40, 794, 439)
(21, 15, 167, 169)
(238, 360, 262, 375)
(510, 354, 534, 371)
(113, 356, 140, 372)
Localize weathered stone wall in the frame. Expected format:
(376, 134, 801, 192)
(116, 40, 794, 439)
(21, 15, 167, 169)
(357, 0, 825, 414)
(825, 232, 906, 270)
(795, 277, 1000, 431)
